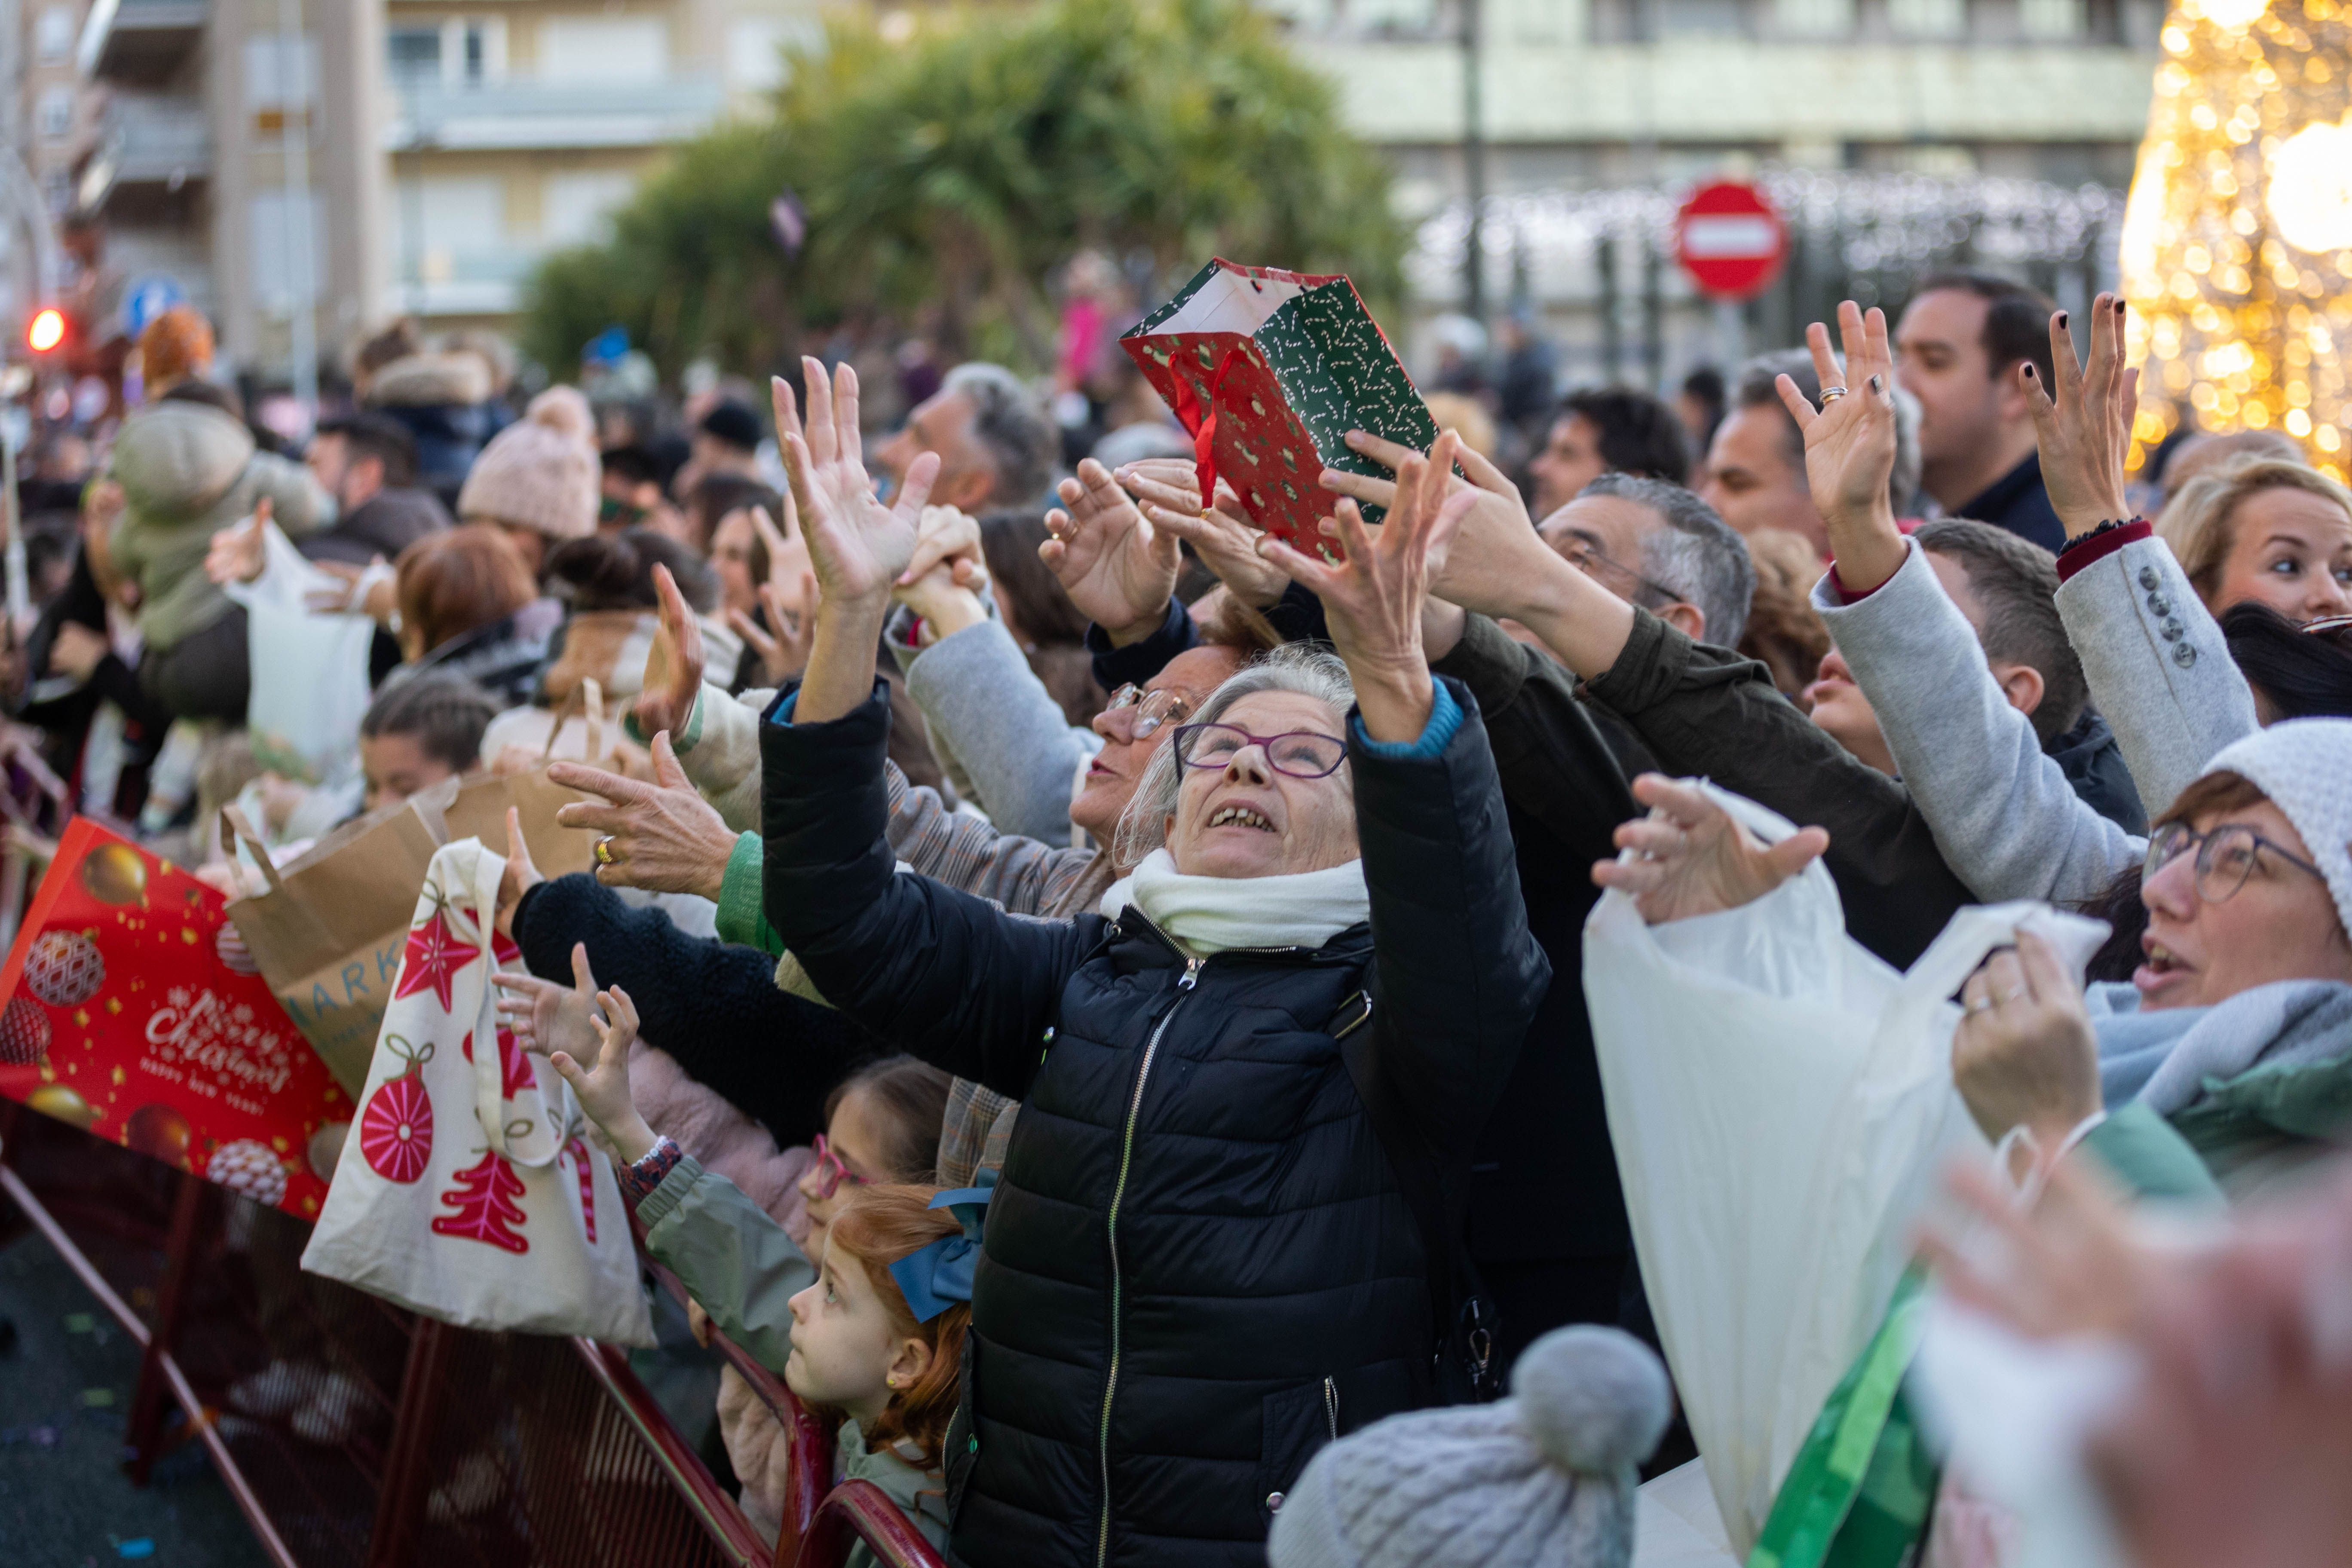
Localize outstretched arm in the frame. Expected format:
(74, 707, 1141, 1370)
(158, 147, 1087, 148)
(1258, 434, 1550, 1161)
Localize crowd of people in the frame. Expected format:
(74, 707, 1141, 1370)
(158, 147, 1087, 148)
(8, 261, 2352, 1568)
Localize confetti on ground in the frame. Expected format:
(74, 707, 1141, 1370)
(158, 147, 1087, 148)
(83, 1387, 117, 1408)
(117, 1540, 157, 1560)
(63, 1311, 95, 1333)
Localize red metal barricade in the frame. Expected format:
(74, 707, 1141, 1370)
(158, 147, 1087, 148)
(1, 1109, 945, 1568)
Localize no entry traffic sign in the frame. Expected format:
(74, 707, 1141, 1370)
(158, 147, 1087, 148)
(1676, 181, 1787, 301)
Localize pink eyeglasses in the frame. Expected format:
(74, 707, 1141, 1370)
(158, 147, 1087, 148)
(809, 1133, 870, 1200)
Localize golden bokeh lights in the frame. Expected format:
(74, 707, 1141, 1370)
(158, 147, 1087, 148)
(2121, 0, 2352, 481)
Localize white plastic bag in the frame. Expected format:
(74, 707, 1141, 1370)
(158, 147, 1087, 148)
(223, 521, 375, 787)
(301, 838, 653, 1345)
(1581, 782, 2103, 1553)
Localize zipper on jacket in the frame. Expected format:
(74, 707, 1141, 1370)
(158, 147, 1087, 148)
(1096, 954, 1200, 1568)
(1323, 1377, 1339, 1443)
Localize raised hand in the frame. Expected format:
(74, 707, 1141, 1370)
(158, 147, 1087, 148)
(1118, 459, 1292, 609)
(204, 496, 273, 586)
(2025, 293, 2139, 540)
(1776, 301, 1905, 593)
(550, 732, 737, 899)
(773, 358, 937, 609)
(730, 572, 819, 686)
(1321, 429, 1561, 632)
(634, 562, 707, 741)
(1591, 773, 1830, 925)
(895, 504, 987, 595)
(1040, 458, 1180, 644)
(494, 941, 602, 1065)
(1258, 431, 1476, 743)
(545, 966, 658, 1163)
(494, 807, 544, 939)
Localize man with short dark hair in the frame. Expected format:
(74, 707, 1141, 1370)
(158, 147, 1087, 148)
(693, 398, 764, 482)
(303, 411, 451, 565)
(1701, 349, 1925, 557)
(1525, 386, 1692, 518)
(873, 362, 1057, 511)
(1894, 271, 2067, 550)
(1534, 472, 1755, 646)
(1806, 518, 2144, 829)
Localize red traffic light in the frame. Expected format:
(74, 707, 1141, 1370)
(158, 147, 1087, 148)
(27, 307, 66, 353)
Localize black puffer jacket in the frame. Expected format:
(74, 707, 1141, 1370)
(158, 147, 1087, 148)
(762, 678, 1547, 1568)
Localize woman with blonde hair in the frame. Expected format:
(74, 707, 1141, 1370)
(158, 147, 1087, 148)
(2156, 458, 2352, 624)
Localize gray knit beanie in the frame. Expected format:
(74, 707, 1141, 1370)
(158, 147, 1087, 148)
(2194, 718, 2352, 938)
(1268, 1326, 1671, 1568)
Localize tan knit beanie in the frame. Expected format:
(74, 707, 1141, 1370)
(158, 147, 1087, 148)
(457, 385, 599, 542)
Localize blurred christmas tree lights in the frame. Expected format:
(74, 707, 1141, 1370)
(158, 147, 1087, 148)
(2120, 0, 2352, 481)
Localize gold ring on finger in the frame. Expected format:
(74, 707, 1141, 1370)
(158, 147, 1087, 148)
(1819, 386, 1849, 404)
(594, 836, 617, 867)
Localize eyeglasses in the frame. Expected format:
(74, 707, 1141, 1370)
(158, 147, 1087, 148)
(1172, 722, 1348, 779)
(2143, 820, 2328, 905)
(1556, 535, 1686, 607)
(1103, 683, 1191, 739)
(808, 1133, 869, 1200)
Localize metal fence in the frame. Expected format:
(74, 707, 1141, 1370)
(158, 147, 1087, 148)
(0, 1106, 942, 1568)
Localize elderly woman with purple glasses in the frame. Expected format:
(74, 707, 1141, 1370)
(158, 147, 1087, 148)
(750, 369, 1546, 1568)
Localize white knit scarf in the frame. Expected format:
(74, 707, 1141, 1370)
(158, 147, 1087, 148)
(1099, 848, 1370, 956)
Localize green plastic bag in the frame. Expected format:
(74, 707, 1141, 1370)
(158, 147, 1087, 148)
(1748, 1268, 1940, 1568)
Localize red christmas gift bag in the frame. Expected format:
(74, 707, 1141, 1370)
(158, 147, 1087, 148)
(299, 837, 652, 1344)
(0, 818, 356, 1218)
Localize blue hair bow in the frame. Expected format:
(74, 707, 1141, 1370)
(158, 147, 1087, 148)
(889, 1173, 993, 1323)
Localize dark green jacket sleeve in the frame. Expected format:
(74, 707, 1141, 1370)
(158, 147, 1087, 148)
(638, 1154, 817, 1374)
(1430, 611, 1640, 859)
(1586, 609, 1978, 970)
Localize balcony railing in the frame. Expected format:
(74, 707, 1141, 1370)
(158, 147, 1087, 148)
(76, 92, 210, 210)
(77, 0, 206, 83)
(386, 74, 729, 153)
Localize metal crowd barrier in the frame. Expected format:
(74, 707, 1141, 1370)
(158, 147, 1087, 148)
(0, 1108, 946, 1568)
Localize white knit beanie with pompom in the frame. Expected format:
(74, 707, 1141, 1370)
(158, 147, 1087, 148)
(2195, 717, 2352, 937)
(456, 384, 600, 542)
(1268, 1326, 1672, 1568)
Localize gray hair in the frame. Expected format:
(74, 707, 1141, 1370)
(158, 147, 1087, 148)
(1582, 472, 1758, 647)
(1734, 349, 1924, 514)
(943, 362, 1058, 508)
(1113, 644, 1355, 867)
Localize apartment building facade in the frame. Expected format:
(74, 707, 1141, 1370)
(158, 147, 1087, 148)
(40, 0, 812, 386)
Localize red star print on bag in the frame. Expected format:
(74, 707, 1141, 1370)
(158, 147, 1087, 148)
(395, 909, 480, 1011)
(461, 1025, 536, 1103)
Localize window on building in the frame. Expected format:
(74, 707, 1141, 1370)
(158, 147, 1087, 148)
(1888, 0, 1966, 33)
(252, 188, 325, 308)
(244, 35, 318, 110)
(536, 17, 669, 83)
(1657, 0, 1754, 34)
(542, 169, 638, 245)
(37, 86, 73, 140)
(389, 27, 442, 86)
(36, 4, 75, 62)
(392, 175, 508, 281)
(2020, 0, 2083, 36)
(724, 17, 819, 92)
(1774, 0, 1856, 34)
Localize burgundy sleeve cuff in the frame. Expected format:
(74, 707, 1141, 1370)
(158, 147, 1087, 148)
(619, 1135, 683, 1202)
(1825, 561, 1881, 603)
(2055, 519, 2151, 582)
